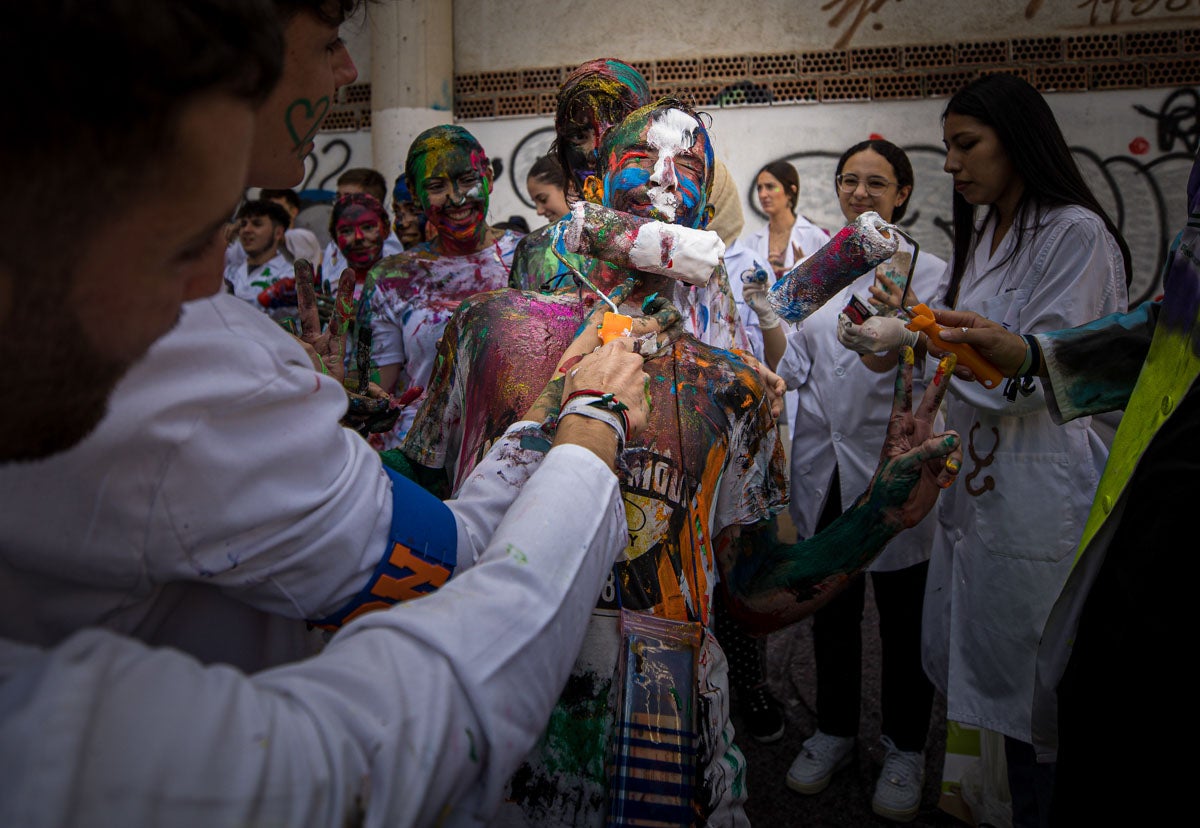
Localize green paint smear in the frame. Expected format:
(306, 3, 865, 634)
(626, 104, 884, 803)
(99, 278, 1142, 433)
(467, 727, 478, 762)
(536, 698, 608, 783)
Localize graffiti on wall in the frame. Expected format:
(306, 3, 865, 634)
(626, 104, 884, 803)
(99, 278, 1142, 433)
(738, 89, 1196, 305)
(1027, 0, 1200, 27)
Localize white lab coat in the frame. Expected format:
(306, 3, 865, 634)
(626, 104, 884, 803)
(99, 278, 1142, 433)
(0, 440, 627, 828)
(0, 287, 629, 826)
(745, 213, 831, 272)
(921, 204, 1127, 741)
(777, 240, 947, 570)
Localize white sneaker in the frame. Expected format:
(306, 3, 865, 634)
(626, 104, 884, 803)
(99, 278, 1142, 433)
(785, 730, 854, 794)
(872, 735, 925, 822)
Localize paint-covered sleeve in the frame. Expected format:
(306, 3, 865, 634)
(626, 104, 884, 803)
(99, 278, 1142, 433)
(367, 278, 408, 369)
(1037, 301, 1159, 423)
(0, 443, 627, 828)
(402, 298, 470, 474)
(712, 371, 789, 536)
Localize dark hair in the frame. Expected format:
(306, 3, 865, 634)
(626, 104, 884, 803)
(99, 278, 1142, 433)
(271, 0, 361, 24)
(941, 73, 1132, 306)
(237, 198, 292, 229)
(527, 154, 566, 189)
(328, 192, 386, 236)
(834, 139, 915, 223)
(757, 161, 800, 213)
(494, 215, 531, 235)
(1, 0, 283, 279)
(337, 168, 388, 203)
(260, 188, 302, 213)
(553, 58, 651, 194)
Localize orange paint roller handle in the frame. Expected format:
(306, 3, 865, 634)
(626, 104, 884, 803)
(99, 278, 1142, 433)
(905, 304, 1004, 389)
(599, 311, 634, 344)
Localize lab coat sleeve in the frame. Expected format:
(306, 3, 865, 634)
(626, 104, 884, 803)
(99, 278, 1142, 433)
(948, 216, 1127, 417)
(1035, 301, 1159, 423)
(0, 443, 626, 828)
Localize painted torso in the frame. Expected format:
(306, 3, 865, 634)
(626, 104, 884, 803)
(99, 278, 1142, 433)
(365, 230, 520, 444)
(403, 286, 785, 825)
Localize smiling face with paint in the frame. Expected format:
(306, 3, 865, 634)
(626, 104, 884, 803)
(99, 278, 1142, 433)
(597, 104, 713, 230)
(332, 193, 386, 271)
(406, 125, 493, 256)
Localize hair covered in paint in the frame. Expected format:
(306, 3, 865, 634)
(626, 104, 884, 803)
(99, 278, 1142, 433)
(404, 124, 491, 209)
(941, 72, 1131, 305)
(597, 99, 715, 230)
(328, 191, 387, 236)
(553, 58, 651, 193)
(834, 138, 915, 223)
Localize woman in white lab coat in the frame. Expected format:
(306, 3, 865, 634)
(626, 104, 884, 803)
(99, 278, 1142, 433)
(778, 139, 947, 821)
(922, 74, 1130, 827)
(744, 160, 830, 278)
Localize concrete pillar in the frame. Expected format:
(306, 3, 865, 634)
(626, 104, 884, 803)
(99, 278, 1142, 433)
(370, 0, 455, 185)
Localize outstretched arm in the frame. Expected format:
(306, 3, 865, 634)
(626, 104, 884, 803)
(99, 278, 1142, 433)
(718, 349, 961, 634)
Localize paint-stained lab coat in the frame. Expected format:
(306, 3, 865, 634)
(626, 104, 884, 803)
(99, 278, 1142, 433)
(922, 204, 1127, 742)
(777, 239, 947, 571)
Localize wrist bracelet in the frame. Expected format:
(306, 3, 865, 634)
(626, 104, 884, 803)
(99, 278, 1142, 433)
(1017, 337, 1034, 376)
(558, 398, 626, 450)
(1021, 334, 1042, 378)
(563, 390, 631, 435)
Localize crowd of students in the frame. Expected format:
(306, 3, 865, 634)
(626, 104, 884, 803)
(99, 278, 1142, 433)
(3, 2, 1195, 827)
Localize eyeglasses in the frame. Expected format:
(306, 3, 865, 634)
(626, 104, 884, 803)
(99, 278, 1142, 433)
(836, 174, 897, 197)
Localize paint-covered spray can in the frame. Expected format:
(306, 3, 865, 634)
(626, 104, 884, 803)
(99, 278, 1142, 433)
(563, 201, 724, 286)
(768, 211, 898, 324)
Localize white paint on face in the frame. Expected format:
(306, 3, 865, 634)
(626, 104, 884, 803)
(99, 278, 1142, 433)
(645, 109, 698, 223)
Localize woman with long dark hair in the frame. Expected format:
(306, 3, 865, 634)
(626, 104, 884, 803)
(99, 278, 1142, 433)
(922, 73, 1128, 827)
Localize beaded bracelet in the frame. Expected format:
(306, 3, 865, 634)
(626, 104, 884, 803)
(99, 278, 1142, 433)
(558, 398, 626, 451)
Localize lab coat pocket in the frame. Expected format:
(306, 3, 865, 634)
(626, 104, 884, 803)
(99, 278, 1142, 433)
(971, 450, 1078, 562)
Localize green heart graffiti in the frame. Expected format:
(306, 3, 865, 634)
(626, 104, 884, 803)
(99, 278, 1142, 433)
(285, 96, 331, 150)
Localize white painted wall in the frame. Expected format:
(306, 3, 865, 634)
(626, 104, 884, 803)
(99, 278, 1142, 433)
(453, 0, 1200, 71)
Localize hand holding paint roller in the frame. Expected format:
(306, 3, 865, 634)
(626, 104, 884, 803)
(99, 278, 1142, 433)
(903, 303, 1004, 389)
(768, 211, 898, 324)
(562, 201, 724, 287)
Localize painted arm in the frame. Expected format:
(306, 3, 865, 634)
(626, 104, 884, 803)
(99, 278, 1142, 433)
(717, 350, 962, 634)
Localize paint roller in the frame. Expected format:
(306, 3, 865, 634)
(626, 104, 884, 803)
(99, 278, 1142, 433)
(904, 304, 1004, 389)
(767, 211, 898, 324)
(561, 201, 724, 287)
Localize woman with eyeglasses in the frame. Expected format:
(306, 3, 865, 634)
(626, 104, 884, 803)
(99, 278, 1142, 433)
(775, 138, 947, 821)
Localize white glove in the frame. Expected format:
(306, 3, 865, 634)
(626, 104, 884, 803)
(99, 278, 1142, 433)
(837, 313, 919, 354)
(742, 280, 781, 330)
